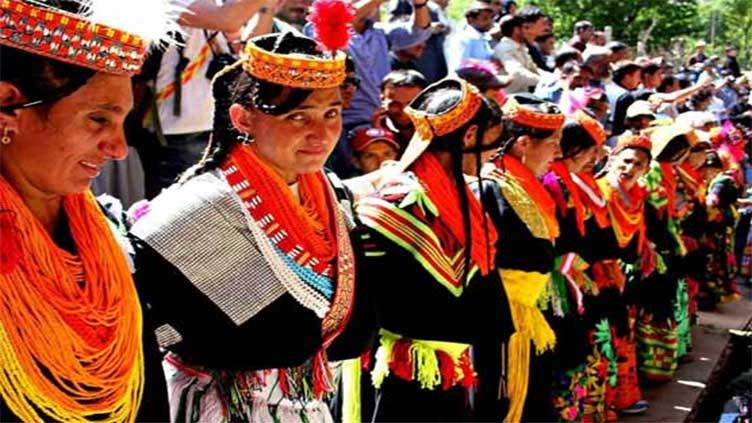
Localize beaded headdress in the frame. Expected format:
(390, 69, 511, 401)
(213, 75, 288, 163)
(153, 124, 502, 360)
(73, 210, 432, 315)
(399, 77, 485, 170)
(502, 95, 566, 131)
(573, 109, 606, 146)
(0, 0, 180, 76)
(242, 0, 353, 89)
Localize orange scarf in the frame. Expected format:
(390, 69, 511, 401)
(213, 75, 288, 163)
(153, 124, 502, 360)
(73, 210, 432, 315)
(500, 154, 560, 240)
(411, 153, 498, 276)
(548, 162, 586, 236)
(0, 178, 143, 422)
(677, 162, 704, 199)
(597, 176, 646, 250)
(659, 162, 678, 218)
(227, 145, 337, 270)
(573, 171, 610, 229)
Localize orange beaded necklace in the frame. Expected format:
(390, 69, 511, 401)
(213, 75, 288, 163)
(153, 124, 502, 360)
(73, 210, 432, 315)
(0, 177, 144, 422)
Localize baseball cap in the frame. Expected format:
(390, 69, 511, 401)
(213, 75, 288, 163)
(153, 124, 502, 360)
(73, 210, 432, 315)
(350, 127, 400, 153)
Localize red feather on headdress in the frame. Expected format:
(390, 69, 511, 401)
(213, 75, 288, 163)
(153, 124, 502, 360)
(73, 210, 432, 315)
(307, 0, 355, 53)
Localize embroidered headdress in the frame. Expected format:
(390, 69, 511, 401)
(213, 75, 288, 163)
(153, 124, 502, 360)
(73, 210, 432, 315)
(0, 0, 180, 76)
(242, 0, 353, 89)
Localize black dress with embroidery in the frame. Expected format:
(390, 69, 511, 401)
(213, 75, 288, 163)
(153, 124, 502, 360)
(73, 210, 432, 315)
(355, 177, 514, 422)
(476, 180, 558, 423)
(130, 171, 376, 422)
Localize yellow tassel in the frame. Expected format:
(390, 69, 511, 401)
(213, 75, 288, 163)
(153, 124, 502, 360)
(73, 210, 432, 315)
(500, 269, 557, 423)
(341, 358, 361, 423)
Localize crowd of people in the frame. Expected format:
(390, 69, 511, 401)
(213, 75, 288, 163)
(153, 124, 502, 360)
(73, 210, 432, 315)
(1, 0, 751, 422)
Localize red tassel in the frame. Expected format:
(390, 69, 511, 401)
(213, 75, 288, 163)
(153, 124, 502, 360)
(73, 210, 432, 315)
(458, 351, 477, 389)
(390, 339, 414, 382)
(307, 0, 355, 53)
(0, 210, 22, 274)
(278, 368, 290, 397)
(311, 349, 334, 399)
(436, 350, 456, 390)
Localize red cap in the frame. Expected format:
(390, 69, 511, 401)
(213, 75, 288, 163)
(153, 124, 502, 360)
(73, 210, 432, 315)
(350, 127, 400, 152)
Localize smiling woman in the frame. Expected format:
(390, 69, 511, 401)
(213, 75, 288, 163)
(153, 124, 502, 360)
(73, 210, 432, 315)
(129, 28, 375, 422)
(0, 0, 177, 421)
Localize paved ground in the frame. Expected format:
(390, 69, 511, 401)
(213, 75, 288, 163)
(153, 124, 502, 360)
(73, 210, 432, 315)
(621, 282, 752, 423)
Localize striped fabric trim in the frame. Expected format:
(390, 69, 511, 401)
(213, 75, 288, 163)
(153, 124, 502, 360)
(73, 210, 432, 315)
(357, 197, 476, 297)
(154, 43, 213, 104)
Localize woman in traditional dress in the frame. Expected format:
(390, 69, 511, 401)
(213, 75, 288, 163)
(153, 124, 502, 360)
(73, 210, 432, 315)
(474, 94, 566, 423)
(588, 134, 654, 417)
(541, 111, 608, 422)
(130, 27, 374, 421)
(638, 124, 694, 382)
(0, 0, 176, 421)
(353, 78, 514, 422)
(701, 150, 741, 306)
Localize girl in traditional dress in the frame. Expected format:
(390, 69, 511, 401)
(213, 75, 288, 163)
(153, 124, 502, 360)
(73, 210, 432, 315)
(353, 78, 514, 422)
(474, 94, 566, 423)
(130, 28, 374, 421)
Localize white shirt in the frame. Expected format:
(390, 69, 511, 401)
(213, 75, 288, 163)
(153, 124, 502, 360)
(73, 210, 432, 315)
(156, 27, 230, 135)
(494, 37, 545, 94)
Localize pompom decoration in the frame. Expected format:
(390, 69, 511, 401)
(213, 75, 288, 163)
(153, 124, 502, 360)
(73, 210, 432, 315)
(307, 0, 356, 53)
(0, 210, 22, 274)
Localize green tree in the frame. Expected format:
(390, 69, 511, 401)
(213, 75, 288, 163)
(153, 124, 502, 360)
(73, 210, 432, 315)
(698, 0, 752, 68)
(526, 0, 702, 51)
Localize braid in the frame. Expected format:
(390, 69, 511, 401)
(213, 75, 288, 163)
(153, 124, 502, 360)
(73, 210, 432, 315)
(179, 60, 247, 182)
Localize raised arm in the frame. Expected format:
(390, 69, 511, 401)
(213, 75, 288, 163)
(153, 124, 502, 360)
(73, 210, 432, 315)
(180, 0, 265, 33)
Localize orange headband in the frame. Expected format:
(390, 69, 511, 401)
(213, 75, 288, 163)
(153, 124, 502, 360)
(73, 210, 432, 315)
(502, 97, 565, 131)
(405, 79, 484, 141)
(243, 41, 347, 89)
(574, 110, 606, 146)
(614, 134, 652, 155)
(0, 0, 147, 76)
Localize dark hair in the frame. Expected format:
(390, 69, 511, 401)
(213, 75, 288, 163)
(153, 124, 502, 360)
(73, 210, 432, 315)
(380, 69, 429, 91)
(500, 94, 560, 153)
(554, 48, 582, 69)
(345, 56, 356, 73)
(535, 32, 554, 44)
(690, 89, 713, 107)
(560, 61, 582, 77)
(574, 20, 593, 33)
(655, 134, 690, 163)
(501, 0, 517, 15)
(702, 151, 723, 169)
(408, 81, 502, 283)
(560, 119, 596, 158)
(500, 14, 523, 37)
(182, 32, 329, 181)
(607, 41, 627, 53)
(613, 62, 642, 84)
(657, 75, 678, 93)
(641, 62, 661, 76)
(0, 45, 95, 117)
(516, 5, 547, 23)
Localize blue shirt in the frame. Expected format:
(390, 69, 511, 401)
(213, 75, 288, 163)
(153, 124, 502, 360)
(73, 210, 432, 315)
(339, 20, 431, 126)
(447, 24, 493, 72)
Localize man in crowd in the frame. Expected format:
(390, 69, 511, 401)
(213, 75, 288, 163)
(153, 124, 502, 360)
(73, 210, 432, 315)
(495, 14, 544, 93)
(606, 60, 643, 128)
(518, 5, 552, 72)
(448, 1, 497, 70)
(388, 24, 431, 72)
(688, 40, 708, 66)
(372, 70, 428, 147)
(725, 45, 742, 78)
(144, 0, 269, 198)
(535, 60, 588, 104)
(569, 20, 594, 52)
